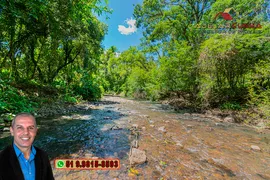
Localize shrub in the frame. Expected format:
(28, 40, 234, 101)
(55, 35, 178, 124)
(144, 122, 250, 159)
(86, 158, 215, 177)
(0, 79, 37, 114)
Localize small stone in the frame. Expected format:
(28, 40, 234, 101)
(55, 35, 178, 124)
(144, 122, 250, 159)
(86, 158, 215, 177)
(158, 126, 166, 133)
(132, 124, 138, 129)
(165, 120, 169, 123)
(183, 113, 191, 116)
(187, 125, 193, 128)
(142, 127, 146, 131)
(155, 165, 163, 172)
(215, 123, 224, 126)
(150, 125, 155, 128)
(224, 116, 234, 123)
(111, 126, 122, 130)
(176, 142, 183, 148)
(251, 145, 261, 151)
(149, 120, 154, 124)
(212, 116, 222, 121)
(103, 116, 111, 120)
(205, 127, 214, 132)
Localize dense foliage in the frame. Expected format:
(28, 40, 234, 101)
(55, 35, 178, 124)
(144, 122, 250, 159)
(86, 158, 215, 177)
(100, 0, 270, 125)
(0, 0, 110, 115)
(1, 0, 270, 127)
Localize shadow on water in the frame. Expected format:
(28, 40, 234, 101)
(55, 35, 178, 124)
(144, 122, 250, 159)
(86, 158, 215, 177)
(0, 100, 130, 161)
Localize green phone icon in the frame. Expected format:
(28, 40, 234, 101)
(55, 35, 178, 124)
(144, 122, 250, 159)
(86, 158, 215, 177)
(57, 160, 65, 168)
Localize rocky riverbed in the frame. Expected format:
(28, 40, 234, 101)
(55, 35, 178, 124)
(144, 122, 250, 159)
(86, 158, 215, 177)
(1, 96, 270, 179)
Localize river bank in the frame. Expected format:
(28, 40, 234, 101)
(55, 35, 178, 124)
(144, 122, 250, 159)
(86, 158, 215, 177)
(162, 97, 270, 132)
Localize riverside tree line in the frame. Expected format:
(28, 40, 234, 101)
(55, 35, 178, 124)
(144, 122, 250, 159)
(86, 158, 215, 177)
(0, 0, 270, 126)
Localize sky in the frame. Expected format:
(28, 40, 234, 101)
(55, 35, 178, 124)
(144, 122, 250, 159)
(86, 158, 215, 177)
(100, 0, 143, 52)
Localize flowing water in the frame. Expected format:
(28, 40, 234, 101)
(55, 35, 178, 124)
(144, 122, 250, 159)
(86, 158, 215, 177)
(0, 96, 270, 179)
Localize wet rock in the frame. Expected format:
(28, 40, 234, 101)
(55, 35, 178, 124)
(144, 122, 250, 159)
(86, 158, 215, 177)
(158, 126, 166, 133)
(251, 145, 261, 151)
(103, 116, 112, 120)
(111, 125, 122, 130)
(224, 116, 234, 123)
(129, 148, 147, 165)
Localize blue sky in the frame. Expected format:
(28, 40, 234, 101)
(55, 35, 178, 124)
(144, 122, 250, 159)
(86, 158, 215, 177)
(100, 0, 143, 52)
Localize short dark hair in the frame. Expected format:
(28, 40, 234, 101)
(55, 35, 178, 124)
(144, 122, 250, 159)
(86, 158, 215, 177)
(11, 112, 37, 127)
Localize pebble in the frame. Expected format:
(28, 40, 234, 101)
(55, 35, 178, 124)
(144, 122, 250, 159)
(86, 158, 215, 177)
(176, 142, 183, 148)
(158, 126, 166, 133)
(150, 125, 155, 127)
(251, 145, 261, 151)
(103, 116, 111, 120)
(183, 113, 191, 116)
(215, 123, 225, 126)
(187, 125, 193, 128)
(224, 116, 234, 123)
(132, 124, 138, 129)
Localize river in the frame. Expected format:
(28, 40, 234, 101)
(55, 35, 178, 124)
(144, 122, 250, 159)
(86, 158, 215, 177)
(0, 96, 270, 179)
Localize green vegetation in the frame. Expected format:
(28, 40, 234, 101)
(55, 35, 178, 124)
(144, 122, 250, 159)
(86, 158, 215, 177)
(0, 0, 110, 118)
(100, 0, 270, 126)
(0, 0, 270, 127)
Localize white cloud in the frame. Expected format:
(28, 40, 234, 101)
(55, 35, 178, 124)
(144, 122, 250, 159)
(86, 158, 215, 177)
(118, 18, 137, 35)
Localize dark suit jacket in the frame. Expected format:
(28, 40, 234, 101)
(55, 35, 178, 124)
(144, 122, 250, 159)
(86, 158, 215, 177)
(0, 144, 54, 180)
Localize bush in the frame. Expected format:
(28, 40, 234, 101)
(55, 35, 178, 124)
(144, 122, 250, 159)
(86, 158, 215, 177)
(72, 73, 103, 101)
(0, 79, 37, 114)
(199, 34, 270, 108)
(248, 59, 270, 119)
(220, 102, 242, 110)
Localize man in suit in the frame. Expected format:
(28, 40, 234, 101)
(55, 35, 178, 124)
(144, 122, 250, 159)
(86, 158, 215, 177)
(0, 112, 54, 180)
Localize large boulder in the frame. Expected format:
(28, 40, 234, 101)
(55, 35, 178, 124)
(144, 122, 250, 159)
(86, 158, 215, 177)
(129, 148, 147, 165)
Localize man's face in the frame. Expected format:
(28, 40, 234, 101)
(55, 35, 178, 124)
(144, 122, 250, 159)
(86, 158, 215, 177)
(10, 116, 37, 150)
